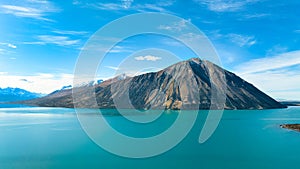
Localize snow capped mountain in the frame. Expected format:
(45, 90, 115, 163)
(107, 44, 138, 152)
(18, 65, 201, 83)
(0, 87, 44, 102)
(60, 85, 72, 90)
(49, 79, 104, 95)
(74, 79, 105, 88)
(23, 58, 286, 109)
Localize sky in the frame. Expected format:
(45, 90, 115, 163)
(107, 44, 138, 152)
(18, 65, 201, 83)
(0, 0, 299, 100)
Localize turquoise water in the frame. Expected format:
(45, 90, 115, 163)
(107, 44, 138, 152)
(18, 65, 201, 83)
(1, 106, 300, 169)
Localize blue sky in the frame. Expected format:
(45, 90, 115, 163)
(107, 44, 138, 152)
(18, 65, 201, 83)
(0, 0, 299, 100)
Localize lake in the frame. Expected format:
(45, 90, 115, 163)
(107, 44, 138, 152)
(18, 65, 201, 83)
(0, 106, 300, 169)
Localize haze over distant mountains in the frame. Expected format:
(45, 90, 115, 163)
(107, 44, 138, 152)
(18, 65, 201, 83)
(0, 87, 44, 102)
(22, 58, 286, 110)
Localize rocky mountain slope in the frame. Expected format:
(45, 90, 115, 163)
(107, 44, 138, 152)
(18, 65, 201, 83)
(22, 58, 286, 110)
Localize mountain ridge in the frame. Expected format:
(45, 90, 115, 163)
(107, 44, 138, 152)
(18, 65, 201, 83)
(0, 87, 44, 102)
(21, 58, 286, 110)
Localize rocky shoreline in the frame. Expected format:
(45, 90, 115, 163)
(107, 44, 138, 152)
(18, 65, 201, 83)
(280, 124, 300, 132)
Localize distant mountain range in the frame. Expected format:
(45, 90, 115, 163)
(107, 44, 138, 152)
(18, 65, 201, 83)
(0, 87, 44, 102)
(21, 58, 286, 110)
(280, 101, 300, 106)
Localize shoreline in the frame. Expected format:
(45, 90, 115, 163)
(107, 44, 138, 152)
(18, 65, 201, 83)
(280, 124, 300, 132)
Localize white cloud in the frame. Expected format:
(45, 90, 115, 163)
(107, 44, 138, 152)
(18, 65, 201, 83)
(52, 30, 89, 36)
(233, 50, 300, 100)
(84, 1, 172, 13)
(92, 3, 122, 10)
(234, 50, 300, 75)
(135, 4, 169, 13)
(37, 35, 80, 46)
(266, 45, 288, 56)
(243, 13, 270, 19)
(0, 72, 7, 75)
(209, 31, 256, 47)
(135, 55, 162, 61)
(238, 69, 300, 100)
(195, 0, 258, 12)
(7, 43, 17, 49)
(0, 73, 74, 94)
(22, 41, 45, 45)
(0, 43, 17, 58)
(78, 44, 133, 54)
(158, 19, 191, 32)
(0, 42, 17, 49)
(0, 1, 60, 21)
(72, 0, 81, 5)
(1, 5, 36, 13)
(26, 0, 49, 4)
(0, 48, 6, 56)
(121, 0, 134, 9)
(226, 33, 256, 47)
(105, 66, 120, 70)
(109, 45, 133, 53)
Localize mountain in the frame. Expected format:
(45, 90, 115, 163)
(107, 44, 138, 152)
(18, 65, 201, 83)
(280, 101, 300, 106)
(49, 79, 104, 95)
(73, 79, 105, 88)
(47, 85, 73, 96)
(22, 58, 286, 110)
(0, 87, 44, 102)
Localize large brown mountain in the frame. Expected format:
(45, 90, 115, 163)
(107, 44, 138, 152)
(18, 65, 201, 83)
(22, 58, 286, 110)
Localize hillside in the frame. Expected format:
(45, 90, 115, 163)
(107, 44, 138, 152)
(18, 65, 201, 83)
(22, 58, 286, 110)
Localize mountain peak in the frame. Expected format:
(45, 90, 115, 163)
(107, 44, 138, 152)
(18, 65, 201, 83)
(187, 57, 202, 63)
(22, 58, 286, 110)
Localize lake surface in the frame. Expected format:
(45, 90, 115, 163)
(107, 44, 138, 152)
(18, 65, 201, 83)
(1, 106, 300, 169)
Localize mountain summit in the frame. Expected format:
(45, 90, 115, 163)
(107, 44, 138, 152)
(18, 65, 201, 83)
(23, 58, 286, 110)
